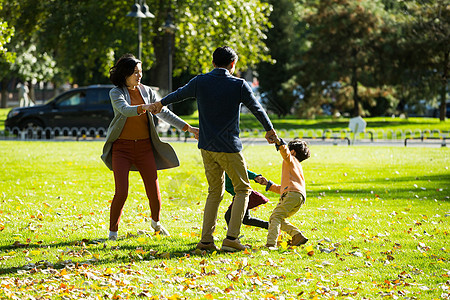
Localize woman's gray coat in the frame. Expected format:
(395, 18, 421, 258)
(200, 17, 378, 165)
(101, 84, 187, 171)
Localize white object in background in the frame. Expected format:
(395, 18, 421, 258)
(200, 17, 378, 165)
(349, 116, 367, 145)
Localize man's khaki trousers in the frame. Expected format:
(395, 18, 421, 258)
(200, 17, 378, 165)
(200, 149, 251, 243)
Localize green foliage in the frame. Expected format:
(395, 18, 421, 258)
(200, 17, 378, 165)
(0, 0, 447, 119)
(37, 0, 125, 85)
(0, 0, 56, 84)
(10, 44, 57, 83)
(388, 0, 449, 120)
(257, 0, 303, 116)
(174, 0, 272, 76)
(260, 0, 448, 119)
(1, 0, 272, 86)
(0, 0, 15, 66)
(0, 142, 449, 298)
(0, 21, 14, 64)
(299, 0, 393, 116)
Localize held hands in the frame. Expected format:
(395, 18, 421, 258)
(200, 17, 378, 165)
(187, 125, 199, 140)
(265, 129, 280, 144)
(254, 175, 268, 186)
(142, 101, 163, 114)
(141, 101, 199, 140)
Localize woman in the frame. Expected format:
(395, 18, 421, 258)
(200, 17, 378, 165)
(101, 54, 198, 240)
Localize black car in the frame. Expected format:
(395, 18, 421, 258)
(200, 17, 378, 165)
(6, 85, 115, 132)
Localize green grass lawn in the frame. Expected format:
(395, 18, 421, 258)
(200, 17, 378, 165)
(0, 108, 9, 130)
(0, 141, 449, 299)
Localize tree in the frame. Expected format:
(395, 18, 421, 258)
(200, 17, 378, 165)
(18, 0, 271, 87)
(36, 0, 122, 86)
(0, 14, 14, 63)
(0, 0, 56, 106)
(148, 0, 272, 95)
(10, 43, 57, 102)
(396, 0, 449, 121)
(0, 0, 15, 108)
(257, 0, 303, 117)
(0, 0, 272, 110)
(300, 0, 392, 117)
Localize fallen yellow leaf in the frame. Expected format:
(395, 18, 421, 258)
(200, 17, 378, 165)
(305, 245, 314, 252)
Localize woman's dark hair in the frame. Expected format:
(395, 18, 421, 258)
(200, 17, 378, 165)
(213, 46, 238, 68)
(109, 54, 141, 87)
(288, 139, 311, 162)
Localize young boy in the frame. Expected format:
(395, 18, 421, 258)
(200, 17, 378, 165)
(265, 137, 311, 248)
(224, 170, 270, 229)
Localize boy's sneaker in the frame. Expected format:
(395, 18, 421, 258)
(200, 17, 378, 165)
(221, 238, 248, 252)
(196, 241, 220, 251)
(291, 233, 308, 246)
(109, 231, 118, 241)
(151, 220, 170, 236)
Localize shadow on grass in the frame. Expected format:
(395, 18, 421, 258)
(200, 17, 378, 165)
(310, 173, 450, 186)
(360, 174, 450, 184)
(308, 173, 450, 202)
(0, 238, 220, 275)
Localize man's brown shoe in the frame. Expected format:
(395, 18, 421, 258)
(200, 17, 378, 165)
(291, 233, 308, 246)
(196, 241, 220, 251)
(221, 238, 248, 252)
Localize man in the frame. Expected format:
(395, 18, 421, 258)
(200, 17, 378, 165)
(147, 46, 277, 252)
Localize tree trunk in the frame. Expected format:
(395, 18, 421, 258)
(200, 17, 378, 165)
(439, 50, 448, 121)
(0, 79, 8, 108)
(351, 48, 360, 117)
(147, 0, 169, 92)
(149, 34, 170, 96)
(351, 65, 360, 117)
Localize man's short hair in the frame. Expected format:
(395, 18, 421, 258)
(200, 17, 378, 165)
(213, 46, 238, 68)
(288, 139, 311, 162)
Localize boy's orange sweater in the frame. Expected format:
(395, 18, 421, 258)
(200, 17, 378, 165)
(268, 144, 306, 199)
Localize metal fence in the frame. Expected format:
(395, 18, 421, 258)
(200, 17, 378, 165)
(1, 127, 448, 146)
(0, 126, 193, 142)
(239, 128, 448, 147)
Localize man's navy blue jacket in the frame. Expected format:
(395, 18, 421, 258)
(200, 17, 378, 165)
(161, 68, 273, 153)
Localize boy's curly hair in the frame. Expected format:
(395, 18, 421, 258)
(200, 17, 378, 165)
(288, 139, 311, 162)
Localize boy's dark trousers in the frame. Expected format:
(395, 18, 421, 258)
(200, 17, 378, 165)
(225, 207, 269, 229)
(224, 190, 269, 229)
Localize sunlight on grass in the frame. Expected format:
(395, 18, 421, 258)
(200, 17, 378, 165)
(0, 141, 449, 299)
(179, 112, 450, 132)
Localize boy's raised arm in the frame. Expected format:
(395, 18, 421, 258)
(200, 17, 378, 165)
(266, 180, 282, 194)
